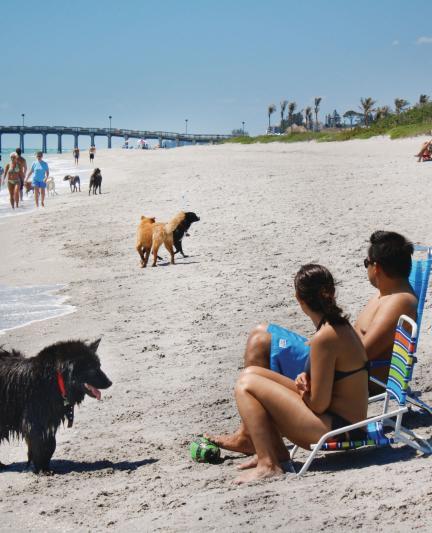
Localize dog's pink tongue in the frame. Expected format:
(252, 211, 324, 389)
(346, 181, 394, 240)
(85, 383, 101, 400)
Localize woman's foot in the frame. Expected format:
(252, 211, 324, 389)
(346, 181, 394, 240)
(204, 430, 255, 454)
(237, 455, 258, 470)
(233, 464, 284, 484)
(237, 451, 291, 471)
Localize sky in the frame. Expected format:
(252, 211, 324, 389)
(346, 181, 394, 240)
(1, 0, 431, 143)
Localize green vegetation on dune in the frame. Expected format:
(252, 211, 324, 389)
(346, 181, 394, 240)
(227, 102, 432, 144)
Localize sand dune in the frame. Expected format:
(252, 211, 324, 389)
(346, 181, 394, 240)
(0, 138, 431, 531)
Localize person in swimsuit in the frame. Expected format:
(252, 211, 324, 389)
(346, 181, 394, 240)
(206, 231, 417, 454)
(26, 152, 49, 208)
(15, 147, 27, 202)
(89, 145, 96, 163)
(230, 264, 368, 484)
(73, 147, 80, 166)
(4, 152, 23, 209)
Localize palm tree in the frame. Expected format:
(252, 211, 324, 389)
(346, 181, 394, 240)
(394, 98, 409, 115)
(267, 104, 276, 131)
(305, 106, 313, 130)
(375, 105, 390, 121)
(359, 97, 376, 126)
(288, 102, 297, 126)
(314, 97, 322, 130)
(419, 94, 429, 105)
(280, 100, 288, 131)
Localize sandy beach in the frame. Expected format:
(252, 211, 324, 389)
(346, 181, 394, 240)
(0, 138, 431, 531)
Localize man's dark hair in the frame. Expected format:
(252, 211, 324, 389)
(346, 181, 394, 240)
(368, 231, 413, 278)
(15, 147, 22, 156)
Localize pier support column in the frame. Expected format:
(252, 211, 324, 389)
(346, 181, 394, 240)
(158, 137, 162, 148)
(108, 134, 112, 149)
(20, 133, 25, 153)
(192, 139, 197, 145)
(90, 133, 95, 146)
(0, 133, 2, 155)
(175, 136, 180, 147)
(57, 134, 62, 153)
(42, 133, 47, 154)
(73, 134, 79, 149)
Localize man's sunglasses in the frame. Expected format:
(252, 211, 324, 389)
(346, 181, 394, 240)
(364, 258, 375, 268)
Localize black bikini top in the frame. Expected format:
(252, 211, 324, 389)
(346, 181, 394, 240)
(304, 356, 369, 381)
(305, 317, 369, 381)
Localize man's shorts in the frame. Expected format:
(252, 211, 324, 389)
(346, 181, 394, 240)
(267, 323, 310, 379)
(33, 180, 46, 189)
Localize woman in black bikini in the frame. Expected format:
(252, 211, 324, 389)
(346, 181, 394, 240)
(232, 264, 368, 484)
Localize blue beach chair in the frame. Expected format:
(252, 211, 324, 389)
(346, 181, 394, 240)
(291, 315, 432, 476)
(370, 244, 432, 414)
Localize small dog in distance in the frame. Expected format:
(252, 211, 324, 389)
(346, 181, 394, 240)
(63, 175, 81, 192)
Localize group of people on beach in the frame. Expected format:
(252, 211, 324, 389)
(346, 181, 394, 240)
(205, 230, 417, 483)
(1, 149, 50, 209)
(73, 145, 96, 166)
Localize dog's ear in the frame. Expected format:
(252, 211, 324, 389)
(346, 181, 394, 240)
(150, 217, 156, 223)
(89, 338, 102, 353)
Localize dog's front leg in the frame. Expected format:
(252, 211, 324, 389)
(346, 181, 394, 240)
(27, 430, 57, 474)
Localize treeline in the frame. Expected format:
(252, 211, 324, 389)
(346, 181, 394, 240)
(262, 94, 432, 133)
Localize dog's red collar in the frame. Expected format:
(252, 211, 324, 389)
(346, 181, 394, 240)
(56, 371, 74, 428)
(57, 371, 67, 398)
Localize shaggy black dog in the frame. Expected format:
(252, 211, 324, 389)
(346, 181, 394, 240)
(0, 339, 112, 474)
(63, 175, 81, 192)
(173, 211, 200, 258)
(89, 168, 102, 195)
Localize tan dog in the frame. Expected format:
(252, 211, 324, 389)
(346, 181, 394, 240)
(135, 212, 186, 268)
(136, 216, 157, 267)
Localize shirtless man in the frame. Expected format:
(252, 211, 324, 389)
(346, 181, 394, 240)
(206, 230, 417, 453)
(15, 148, 27, 202)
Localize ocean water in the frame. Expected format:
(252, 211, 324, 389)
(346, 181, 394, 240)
(0, 284, 75, 335)
(0, 148, 92, 219)
(1, 149, 88, 333)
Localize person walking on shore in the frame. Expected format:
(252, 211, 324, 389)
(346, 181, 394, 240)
(4, 152, 22, 209)
(73, 147, 80, 166)
(89, 145, 96, 164)
(26, 151, 49, 208)
(15, 147, 27, 202)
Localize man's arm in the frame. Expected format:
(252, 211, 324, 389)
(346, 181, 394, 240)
(355, 295, 417, 360)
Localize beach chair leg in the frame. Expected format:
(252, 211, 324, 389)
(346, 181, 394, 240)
(297, 445, 322, 477)
(290, 445, 299, 460)
(398, 427, 432, 454)
(396, 433, 432, 454)
(406, 395, 432, 416)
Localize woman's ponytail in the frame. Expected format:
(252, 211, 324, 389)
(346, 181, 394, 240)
(294, 264, 349, 328)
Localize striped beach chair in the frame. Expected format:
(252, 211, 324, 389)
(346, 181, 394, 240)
(370, 244, 432, 414)
(292, 315, 432, 476)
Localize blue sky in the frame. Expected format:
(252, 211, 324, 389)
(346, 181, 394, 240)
(1, 0, 431, 141)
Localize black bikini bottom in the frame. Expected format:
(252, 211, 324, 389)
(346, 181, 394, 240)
(327, 411, 367, 441)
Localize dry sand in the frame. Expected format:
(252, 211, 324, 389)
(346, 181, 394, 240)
(0, 138, 431, 532)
